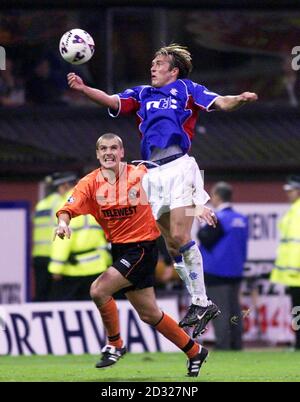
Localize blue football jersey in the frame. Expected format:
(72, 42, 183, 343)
(109, 79, 219, 160)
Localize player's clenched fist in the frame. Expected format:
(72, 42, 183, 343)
(238, 92, 258, 103)
(198, 206, 217, 228)
(53, 220, 71, 240)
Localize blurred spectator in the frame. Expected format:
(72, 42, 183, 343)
(32, 175, 62, 302)
(0, 58, 25, 107)
(26, 58, 64, 105)
(271, 175, 300, 350)
(198, 182, 248, 350)
(49, 172, 111, 301)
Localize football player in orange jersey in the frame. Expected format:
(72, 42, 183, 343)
(54, 133, 208, 377)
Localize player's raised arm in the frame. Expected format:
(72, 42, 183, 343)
(213, 91, 258, 111)
(54, 212, 72, 240)
(67, 72, 119, 110)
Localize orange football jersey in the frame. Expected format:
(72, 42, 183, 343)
(57, 164, 160, 243)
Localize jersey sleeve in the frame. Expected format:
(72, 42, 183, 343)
(189, 80, 220, 111)
(108, 86, 141, 117)
(56, 178, 94, 219)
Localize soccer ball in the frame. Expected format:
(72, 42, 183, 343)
(59, 29, 95, 65)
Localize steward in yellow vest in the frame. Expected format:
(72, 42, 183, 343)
(272, 196, 300, 286)
(32, 187, 62, 301)
(32, 172, 77, 301)
(33, 192, 61, 258)
(271, 175, 300, 349)
(49, 190, 111, 301)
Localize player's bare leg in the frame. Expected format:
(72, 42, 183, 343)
(90, 267, 130, 368)
(157, 212, 192, 295)
(158, 207, 220, 335)
(158, 207, 208, 304)
(126, 287, 208, 377)
(170, 206, 209, 305)
(125, 287, 163, 324)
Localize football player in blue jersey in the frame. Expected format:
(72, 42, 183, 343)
(67, 44, 257, 337)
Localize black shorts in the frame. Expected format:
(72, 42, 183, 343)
(111, 240, 158, 291)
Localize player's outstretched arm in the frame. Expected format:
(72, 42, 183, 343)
(53, 212, 72, 240)
(67, 72, 119, 110)
(213, 92, 258, 111)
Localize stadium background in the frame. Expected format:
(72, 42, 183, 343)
(1, 0, 300, 363)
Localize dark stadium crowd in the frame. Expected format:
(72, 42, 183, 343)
(0, 55, 94, 107)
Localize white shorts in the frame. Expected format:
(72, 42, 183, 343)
(142, 154, 210, 220)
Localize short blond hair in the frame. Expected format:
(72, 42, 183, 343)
(155, 43, 192, 78)
(96, 133, 123, 149)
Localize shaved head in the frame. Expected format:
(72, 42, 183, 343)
(96, 133, 123, 149)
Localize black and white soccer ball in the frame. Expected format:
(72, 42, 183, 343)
(59, 29, 95, 65)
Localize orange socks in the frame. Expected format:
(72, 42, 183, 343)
(98, 301, 200, 357)
(99, 297, 123, 348)
(154, 312, 200, 358)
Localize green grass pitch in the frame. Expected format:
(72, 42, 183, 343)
(1, 351, 300, 382)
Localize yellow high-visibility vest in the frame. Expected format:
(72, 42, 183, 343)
(32, 192, 62, 258)
(271, 198, 300, 287)
(49, 213, 111, 277)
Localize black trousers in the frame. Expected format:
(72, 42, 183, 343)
(289, 287, 300, 349)
(33, 257, 52, 302)
(207, 282, 243, 350)
(49, 274, 100, 301)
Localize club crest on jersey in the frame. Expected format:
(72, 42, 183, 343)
(67, 196, 75, 204)
(189, 272, 198, 280)
(97, 195, 107, 202)
(128, 188, 138, 199)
